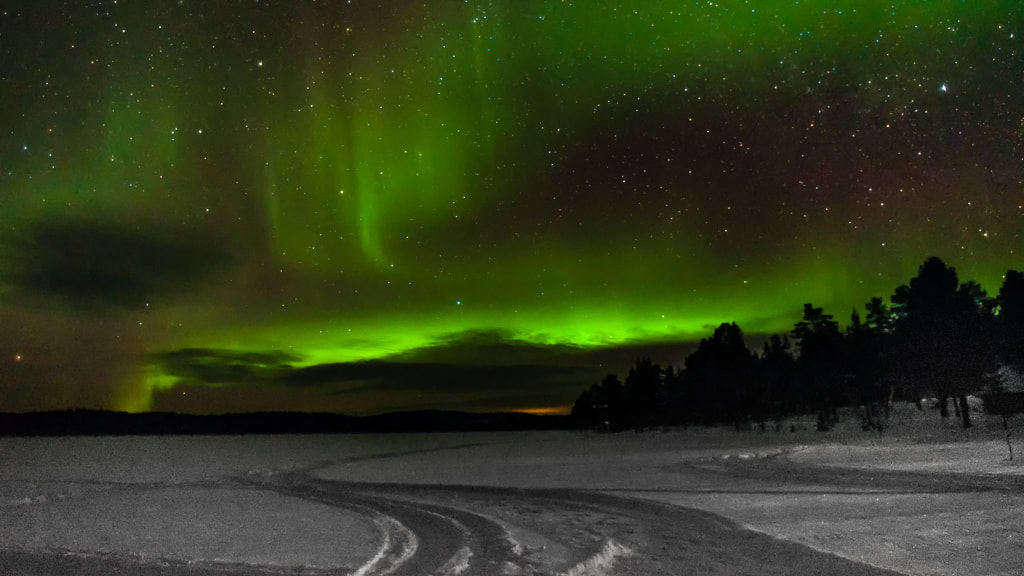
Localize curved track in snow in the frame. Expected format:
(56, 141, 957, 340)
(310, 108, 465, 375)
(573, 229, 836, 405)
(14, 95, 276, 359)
(0, 466, 909, 576)
(248, 469, 904, 576)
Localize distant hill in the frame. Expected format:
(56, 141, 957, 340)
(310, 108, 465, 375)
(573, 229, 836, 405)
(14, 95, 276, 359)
(0, 409, 574, 436)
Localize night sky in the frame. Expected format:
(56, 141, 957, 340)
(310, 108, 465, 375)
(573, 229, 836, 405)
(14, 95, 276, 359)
(1, 2, 1021, 415)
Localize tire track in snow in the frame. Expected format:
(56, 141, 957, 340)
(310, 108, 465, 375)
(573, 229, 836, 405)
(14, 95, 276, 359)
(350, 513, 418, 576)
(257, 473, 513, 576)
(256, 475, 907, 576)
(0, 471, 910, 576)
(556, 540, 632, 576)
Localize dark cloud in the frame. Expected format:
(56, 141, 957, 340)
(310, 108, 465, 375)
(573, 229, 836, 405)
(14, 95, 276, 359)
(146, 329, 782, 414)
(155, 359, 595, 415)
(152, 345, 594, 399)
(148, 338, 600, 414)
(283, 360, 419, 384)
(154, 348, 300, 384)
(286, 360, 588, 390)
(389, 329, 591, 365)
(1, 219, 232, 309)
(397, 328, 736, 371)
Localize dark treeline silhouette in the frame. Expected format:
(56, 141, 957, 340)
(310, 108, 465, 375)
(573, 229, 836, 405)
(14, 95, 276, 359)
(0, 409, 573, 436)
(573, 257, 1024, 432)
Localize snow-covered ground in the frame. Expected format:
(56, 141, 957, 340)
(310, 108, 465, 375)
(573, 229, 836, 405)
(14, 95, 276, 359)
(0, 483, 378, 570)
(0, 403, 1021, 575)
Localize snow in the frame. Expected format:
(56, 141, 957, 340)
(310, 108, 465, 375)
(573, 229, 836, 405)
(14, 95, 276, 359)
(557, 540, 632, 576)
(0, 482, 378, 569)
(350, 513, 418, 576)
(1, 403, 1022, 574)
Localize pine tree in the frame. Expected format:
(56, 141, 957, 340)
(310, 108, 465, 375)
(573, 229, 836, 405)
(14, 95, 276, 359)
(792, 303, 844, 430)
(889, 257, 997, 427)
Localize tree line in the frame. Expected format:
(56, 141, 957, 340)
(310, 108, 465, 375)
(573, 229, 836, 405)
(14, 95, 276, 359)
(0, 409, 573, 436)
(572, 257, 1024, 432)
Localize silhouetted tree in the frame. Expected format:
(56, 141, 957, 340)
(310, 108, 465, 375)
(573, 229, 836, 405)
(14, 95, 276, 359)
(889, 257, 998, 427)
(572, 385, 599, 428)
(998, 270, 1024, 372)
(624, 358, 664, 429)
(890, 257, 957, 411)
(760, 334, 800, 421)
(846, 305, 890, 430)
(683, 323, 759, 427)
(865, 296, 895, 333)
(792, 303, 844, 430)
(863, 296, 898, 410)
(568, 256, 1016, 434)
(661, 364, 687, 425)
(572, 373, 626, 431)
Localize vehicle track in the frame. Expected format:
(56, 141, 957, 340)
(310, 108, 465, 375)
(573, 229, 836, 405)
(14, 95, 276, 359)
(1, 466, 911, 576)
(247, 471, 909, 576)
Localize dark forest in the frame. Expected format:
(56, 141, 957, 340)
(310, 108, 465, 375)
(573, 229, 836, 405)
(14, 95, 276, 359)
(572, 257, 1024, 432)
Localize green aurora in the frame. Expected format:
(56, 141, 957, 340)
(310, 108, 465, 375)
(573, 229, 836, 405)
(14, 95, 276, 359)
(0, 1, 1021, 414)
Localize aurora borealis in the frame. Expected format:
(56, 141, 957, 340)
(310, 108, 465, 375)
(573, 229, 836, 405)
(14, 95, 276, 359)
(1, 1, 1021, 415)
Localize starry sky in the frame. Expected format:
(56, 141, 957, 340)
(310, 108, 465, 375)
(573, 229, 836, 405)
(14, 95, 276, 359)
(1, 1, 1021, 415)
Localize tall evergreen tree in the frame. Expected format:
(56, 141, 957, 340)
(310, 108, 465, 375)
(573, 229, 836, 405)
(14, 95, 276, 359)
(624, 357, 663, 429)
(865, 296, 894, 333)
(683, 323, 759, 427)
(760, 334, 800, 421)
(661, 364, 687, 425)
(571, 373, 627, 431)
(889, 257, 997, 427)
(846, 305, 889, 430)
(998, 270, 1024, 373)
(792, 303, 845, 430)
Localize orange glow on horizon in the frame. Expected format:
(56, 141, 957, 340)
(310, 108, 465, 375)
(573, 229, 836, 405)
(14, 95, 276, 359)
(513, 405, 571, 416)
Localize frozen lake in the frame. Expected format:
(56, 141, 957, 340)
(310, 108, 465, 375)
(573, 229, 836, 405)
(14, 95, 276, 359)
(1, 406, 1022, 575)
